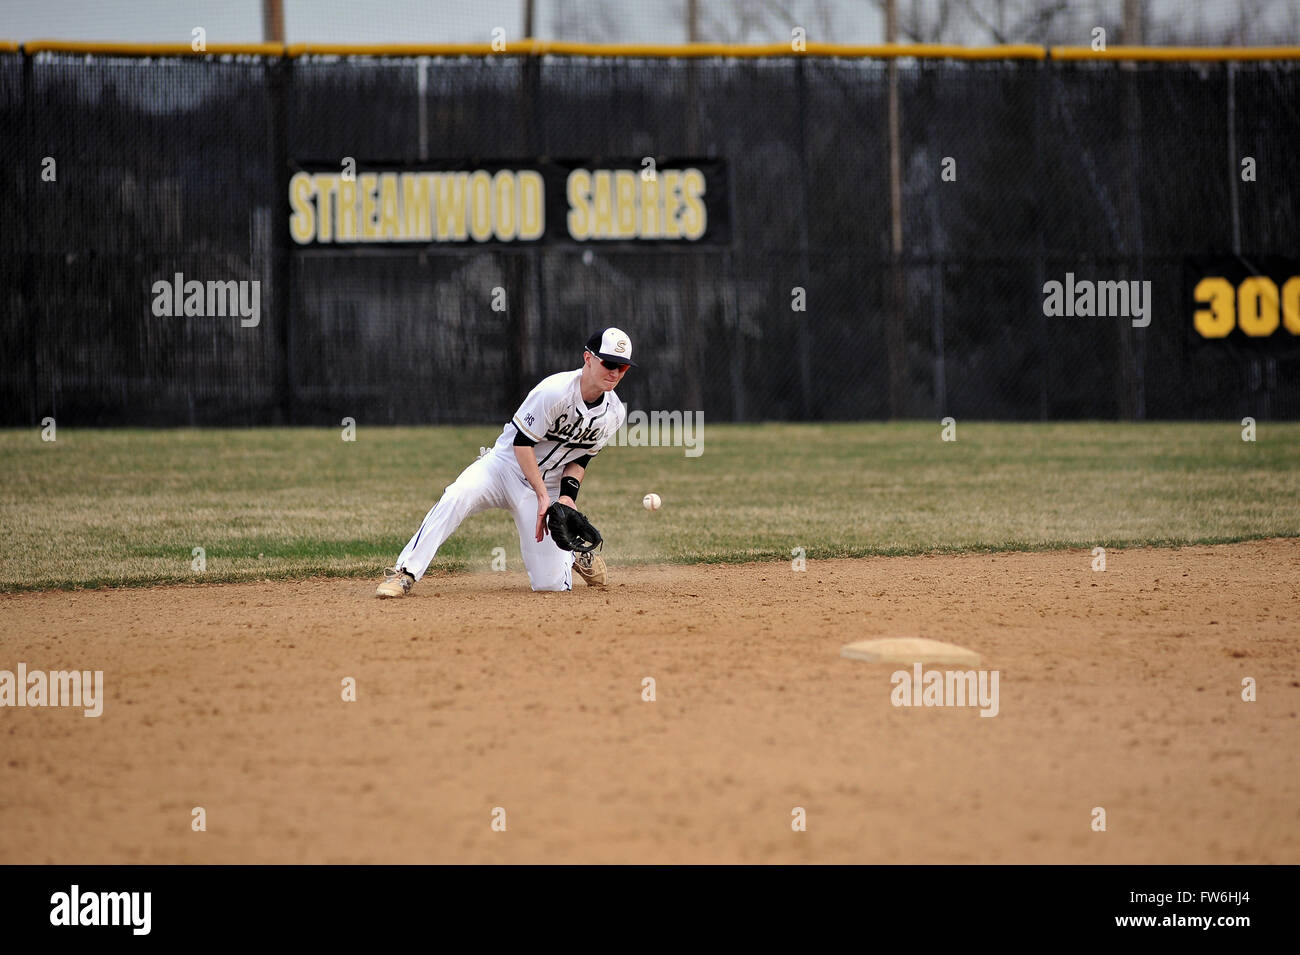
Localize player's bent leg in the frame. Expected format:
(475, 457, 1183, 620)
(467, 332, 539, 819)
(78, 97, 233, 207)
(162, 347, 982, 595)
(379, 457, 499, 597)
(519, 534, 574, 592)
(391, 490, 474, 583)
(508, 484, 574, 592)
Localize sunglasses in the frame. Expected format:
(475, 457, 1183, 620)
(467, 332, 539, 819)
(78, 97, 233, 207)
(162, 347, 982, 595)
(596, 357, 630, 372)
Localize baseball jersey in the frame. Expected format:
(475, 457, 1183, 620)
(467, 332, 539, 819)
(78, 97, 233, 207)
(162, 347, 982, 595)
(491, 369, 627, 485)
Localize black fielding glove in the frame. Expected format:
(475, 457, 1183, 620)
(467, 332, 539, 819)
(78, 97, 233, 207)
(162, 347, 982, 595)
(545, 501, 603, 553)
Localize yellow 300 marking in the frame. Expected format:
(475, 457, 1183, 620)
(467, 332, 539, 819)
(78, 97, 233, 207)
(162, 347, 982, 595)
(1194, 275, 1300, 338)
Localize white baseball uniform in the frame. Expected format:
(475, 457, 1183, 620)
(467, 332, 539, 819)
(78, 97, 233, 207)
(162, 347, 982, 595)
(393, 368, 627, 591)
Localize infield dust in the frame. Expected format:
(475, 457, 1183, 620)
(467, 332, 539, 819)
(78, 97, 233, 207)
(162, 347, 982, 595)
(1, 540, 1297, 864)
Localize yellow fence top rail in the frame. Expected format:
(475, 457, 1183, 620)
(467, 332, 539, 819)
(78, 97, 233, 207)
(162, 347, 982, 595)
(6, 39, 1300, 62)
(282, 40, 1046, 58)
(23, 39, 285, 56)
(1051, 45, 1300, 61)
(290, 42, 506, 57)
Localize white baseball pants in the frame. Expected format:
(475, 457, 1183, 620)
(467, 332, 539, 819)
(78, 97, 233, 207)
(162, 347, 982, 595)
(393, 452, 573, 592)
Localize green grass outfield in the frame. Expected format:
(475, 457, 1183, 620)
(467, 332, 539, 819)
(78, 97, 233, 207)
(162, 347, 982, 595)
(2, 422, 1298, 591)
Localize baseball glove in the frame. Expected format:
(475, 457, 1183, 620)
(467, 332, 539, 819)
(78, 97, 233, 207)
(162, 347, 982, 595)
(545, 501, 603, 553)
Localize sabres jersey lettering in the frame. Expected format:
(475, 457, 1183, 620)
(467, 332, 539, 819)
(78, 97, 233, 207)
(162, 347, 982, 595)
(546, 413, 604, 445)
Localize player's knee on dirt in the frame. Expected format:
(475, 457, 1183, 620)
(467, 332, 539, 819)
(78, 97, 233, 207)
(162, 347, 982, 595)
(527, 564, 571, 592)
(529, 576, 570, 593)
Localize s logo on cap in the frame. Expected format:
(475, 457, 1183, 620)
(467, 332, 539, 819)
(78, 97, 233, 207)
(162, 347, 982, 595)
(615, 340, 627, 353)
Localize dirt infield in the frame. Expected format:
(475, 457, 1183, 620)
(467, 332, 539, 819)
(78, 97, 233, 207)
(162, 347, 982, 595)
(2, 539, 1297, 864)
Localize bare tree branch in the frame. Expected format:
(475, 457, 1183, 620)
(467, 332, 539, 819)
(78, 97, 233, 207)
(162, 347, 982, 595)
(955, 0, 1009, 44)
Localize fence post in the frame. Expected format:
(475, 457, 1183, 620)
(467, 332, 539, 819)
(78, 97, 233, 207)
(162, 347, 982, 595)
(1035, 59, 1048, 421)
(1116, 61, 1145, 420)
(886, 6, 906, 420)
(268, 53, 294, 424)
(516, 52, 542, 407)
(794, 57, 813, 420)
(1227, 61, 1240, 257)
(681, 59, 703, 415)
(21, 49, 39, 424)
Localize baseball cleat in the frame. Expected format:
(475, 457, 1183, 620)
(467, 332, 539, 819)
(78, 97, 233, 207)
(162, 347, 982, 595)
(573, 551, 607, 587)
(375, 566, 415, 598)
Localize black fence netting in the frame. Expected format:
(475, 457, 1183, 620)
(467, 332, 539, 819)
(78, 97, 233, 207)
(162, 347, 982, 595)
(2, 51, 1298, 426)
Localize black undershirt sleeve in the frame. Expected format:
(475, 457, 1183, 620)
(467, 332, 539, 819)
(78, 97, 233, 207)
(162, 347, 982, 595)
(513, 428, 537, 447)
(571, 454, 593, 468)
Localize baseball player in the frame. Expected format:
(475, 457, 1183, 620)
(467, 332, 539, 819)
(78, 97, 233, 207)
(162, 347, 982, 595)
(375, 328, 635, 597)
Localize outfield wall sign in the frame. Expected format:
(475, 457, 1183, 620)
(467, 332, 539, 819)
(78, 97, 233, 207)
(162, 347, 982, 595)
(288, 159, 728, 247)
(1187, 255, 1300, 345)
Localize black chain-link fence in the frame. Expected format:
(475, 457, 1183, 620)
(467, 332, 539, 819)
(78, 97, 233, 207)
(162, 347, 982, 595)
(3, 50, 1298, 425)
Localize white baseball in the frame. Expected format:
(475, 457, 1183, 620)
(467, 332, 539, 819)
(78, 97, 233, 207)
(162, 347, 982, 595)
(642, 493, 662, 511)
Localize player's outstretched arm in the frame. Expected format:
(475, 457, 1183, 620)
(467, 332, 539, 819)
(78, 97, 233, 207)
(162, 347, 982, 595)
(513, 444, 552, 542)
